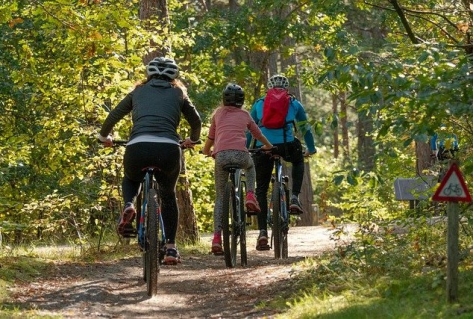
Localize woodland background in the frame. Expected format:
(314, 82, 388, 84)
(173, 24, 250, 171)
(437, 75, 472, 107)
(0, 0, 472, 249)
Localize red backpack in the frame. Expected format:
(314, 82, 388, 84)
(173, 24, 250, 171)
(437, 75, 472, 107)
(261, 88, 291, 129)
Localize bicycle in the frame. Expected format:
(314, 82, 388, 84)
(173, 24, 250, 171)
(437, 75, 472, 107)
(221, 164, 248, 268)
(103, 140, 197, 296)
(250, 147, 296, 259)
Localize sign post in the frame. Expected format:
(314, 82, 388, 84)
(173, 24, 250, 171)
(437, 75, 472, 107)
(432, 163, 472, 303)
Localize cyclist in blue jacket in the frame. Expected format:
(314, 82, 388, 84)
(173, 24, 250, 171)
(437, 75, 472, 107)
(248, 74, 316, 251)
(430, 126, 459, 161)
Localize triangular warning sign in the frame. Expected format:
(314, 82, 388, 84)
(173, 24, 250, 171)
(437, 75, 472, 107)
(432, 163, 472, 202)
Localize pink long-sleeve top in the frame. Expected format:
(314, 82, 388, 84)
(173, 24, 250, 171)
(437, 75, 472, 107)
(208, 106, 265, 155)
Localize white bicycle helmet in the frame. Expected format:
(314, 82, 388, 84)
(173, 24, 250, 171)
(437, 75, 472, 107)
(267, 74, 289, 89)
(146, 57, 179, 80)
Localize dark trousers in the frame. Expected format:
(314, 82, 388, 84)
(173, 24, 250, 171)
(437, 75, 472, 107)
(252, 139, 304, 230)
(122, 142, 182, 244)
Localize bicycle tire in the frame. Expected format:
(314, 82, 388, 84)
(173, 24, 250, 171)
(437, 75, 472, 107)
(282, 185, 289, 258)
(230, 191, 238, 268)
(280, 183, 289, 259)
(239, 179, 247, 267)
(145, 188, 159, 296)
(281, 220, 288, 259)
(222, 181, 234, 267)
(272, 180, 282, 259)
(136, 192, 146, 282)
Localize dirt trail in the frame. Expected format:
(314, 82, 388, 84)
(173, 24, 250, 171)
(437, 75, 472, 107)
(7, 225, 355, 319)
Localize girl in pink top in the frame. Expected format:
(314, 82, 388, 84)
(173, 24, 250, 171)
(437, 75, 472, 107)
(202, 83, 273, 255)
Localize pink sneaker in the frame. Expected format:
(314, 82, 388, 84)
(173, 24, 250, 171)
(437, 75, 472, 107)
(117, 203, 136, 237)
(211, 231, 223, 255)
(245, 191, 261, 213)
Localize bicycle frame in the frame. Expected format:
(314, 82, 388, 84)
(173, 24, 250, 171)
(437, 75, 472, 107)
(269, 155, 290, 259)
(102, 139, 199, 296)
(135, 168, 165, 297)
(222, 165, 247, 268)
(137, 169, 165, 253)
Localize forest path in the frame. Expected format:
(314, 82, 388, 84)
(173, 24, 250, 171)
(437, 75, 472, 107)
(7, 225, 356, 318)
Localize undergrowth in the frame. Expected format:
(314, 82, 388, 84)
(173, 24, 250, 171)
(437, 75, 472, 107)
(274, 218, 473, 318)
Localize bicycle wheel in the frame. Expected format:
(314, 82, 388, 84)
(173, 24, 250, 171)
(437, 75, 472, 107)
(282, 184, 289, 259)
(145, 188, 159, 296)
(136, 192, 147, 282)
(239, 179, 247, 267)
(230, 196, 238, 267)
(271, 180, 282, 259)
(222, 181, 236, 268)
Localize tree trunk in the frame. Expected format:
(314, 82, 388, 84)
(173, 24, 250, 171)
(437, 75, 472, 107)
(340, 92, 350, 161)
(176, 159, 200, 244)
(139, 0, 170, 64)
(229, 0, 238, 11)
(332, 94, 339, 159)
(247, 50, 269, 101)
(280, 33, 313, 225)
(296, 162, 315, 226)
(357, 111, 375, 171)
(416, 141, 432, 174)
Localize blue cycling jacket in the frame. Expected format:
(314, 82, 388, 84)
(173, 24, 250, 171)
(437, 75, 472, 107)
(246, 96, 316, 153)
(430, 132, 459, 151)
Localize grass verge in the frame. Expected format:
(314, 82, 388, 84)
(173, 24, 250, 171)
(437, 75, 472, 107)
(270, 221, 473, 319)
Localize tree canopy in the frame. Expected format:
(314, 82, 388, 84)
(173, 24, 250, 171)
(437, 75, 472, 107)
(0, 0, 471, 243)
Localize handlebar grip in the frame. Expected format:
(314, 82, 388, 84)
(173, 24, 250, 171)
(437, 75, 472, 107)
(97, 139, 127, 147)
(248, 146, 278, 154)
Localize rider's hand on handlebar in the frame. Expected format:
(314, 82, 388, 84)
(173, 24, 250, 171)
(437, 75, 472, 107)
(304, 149, 317, 157)
(260, 144, 274, 151)
(181, 137, 200, 149)
(201, 148, 212, 157)
(98, 134, 113, 147)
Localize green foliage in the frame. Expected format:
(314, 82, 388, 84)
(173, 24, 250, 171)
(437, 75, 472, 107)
(273, 217, 472, 318)
(0, 4, 471, 306)
(0, 1, 470, 317)
(184, 147, 216, 233)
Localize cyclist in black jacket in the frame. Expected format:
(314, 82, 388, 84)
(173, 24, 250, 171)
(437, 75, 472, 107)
(98, 57, 202, 265)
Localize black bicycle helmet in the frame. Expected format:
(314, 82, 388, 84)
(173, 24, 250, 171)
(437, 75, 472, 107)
(146, 57, 179, 80)
(222, 83, 245, 107)
(267, 74, 289, 89)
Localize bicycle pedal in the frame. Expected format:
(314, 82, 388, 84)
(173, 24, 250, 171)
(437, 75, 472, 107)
(120, 232, 137, 238)
(211, 246, 224, 255)
(256, 244, 270, 251)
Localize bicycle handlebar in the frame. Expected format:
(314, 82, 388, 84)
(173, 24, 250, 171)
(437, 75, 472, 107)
(248, 146, 311, 158)
(98, 139, 201, 149)
(248, 146, 278, 154)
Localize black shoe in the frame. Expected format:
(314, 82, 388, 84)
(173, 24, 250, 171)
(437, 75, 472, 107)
(289, 197, 304, 215)
(256, 230, 270, 251)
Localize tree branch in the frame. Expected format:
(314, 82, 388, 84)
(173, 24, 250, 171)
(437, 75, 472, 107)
(388, 0, 419, 44)
(404, 11, 460, 44)
(31, 0, 76, 30)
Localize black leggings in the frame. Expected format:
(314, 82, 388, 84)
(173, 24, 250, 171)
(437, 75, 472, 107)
(122, 142, 182, 244)
(253, 139, 304, 230)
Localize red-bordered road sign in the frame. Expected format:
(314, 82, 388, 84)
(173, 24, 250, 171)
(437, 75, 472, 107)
(432, 163, 472, 202)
